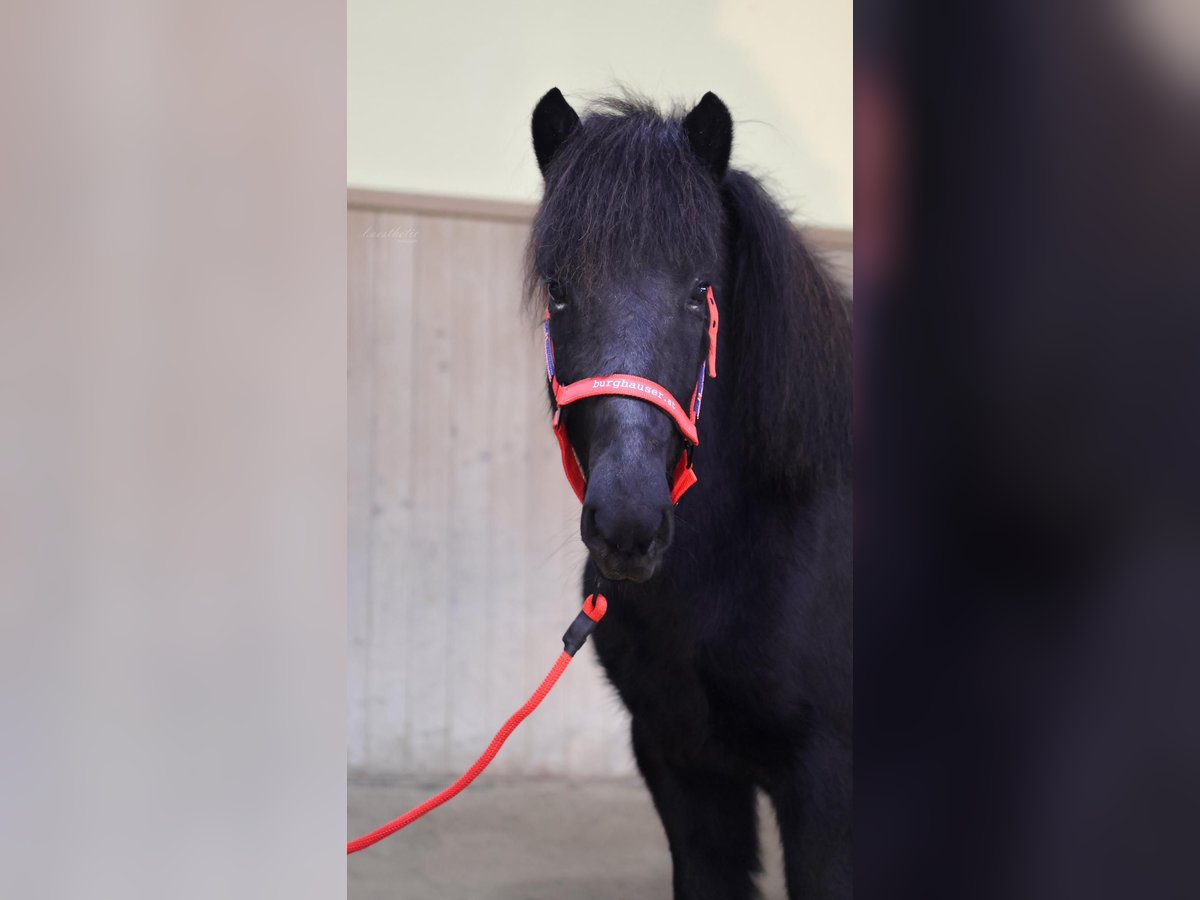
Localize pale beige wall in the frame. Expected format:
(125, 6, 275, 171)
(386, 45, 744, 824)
(348, 0, 852, 229)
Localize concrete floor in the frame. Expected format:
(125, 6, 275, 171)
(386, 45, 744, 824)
(348, 777, 788, 899)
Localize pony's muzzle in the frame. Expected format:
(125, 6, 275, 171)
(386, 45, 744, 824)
(580, 487, 673, 583)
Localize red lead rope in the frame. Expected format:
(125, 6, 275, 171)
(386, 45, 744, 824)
(347, 593, 609, 855)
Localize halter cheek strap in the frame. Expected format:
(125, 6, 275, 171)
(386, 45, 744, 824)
(544, 285, 719, 505)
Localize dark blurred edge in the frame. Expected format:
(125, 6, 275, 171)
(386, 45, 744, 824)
(854, 2, 1200, 898)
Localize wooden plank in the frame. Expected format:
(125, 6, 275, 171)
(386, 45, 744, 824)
(482, 220, 535, 774)
(444, 218, 494, 771)
(405, 214, 455, 774)
(348, 188, 537, 224)
(805, 226, 854, 255)
(365, 211, 418, 771)
(521, 348, 580, 775)
(347, 209, 374, 772)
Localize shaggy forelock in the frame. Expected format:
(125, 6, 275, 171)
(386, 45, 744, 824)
(524, 96, 725, 310)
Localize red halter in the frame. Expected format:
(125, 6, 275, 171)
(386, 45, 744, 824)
(543, 286, 719, 505)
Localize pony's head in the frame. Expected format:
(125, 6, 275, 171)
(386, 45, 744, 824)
(527, 89, 732, 582)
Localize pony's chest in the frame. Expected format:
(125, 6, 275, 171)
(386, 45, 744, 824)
(594, 603, 798, 765)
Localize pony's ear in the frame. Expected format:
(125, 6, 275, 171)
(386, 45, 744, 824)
(683, 92, 733, 180)
(532, 87, 580, 176)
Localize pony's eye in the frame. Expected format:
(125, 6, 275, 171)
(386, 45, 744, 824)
(547, 280, 567, 310)
(688, 282, 711, 309)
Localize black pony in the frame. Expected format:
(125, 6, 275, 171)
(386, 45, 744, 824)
(527, 89, 852, 899)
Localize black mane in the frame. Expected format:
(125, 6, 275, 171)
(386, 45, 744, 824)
(525, 95, 724, 301)
(721, 169, 852, 490)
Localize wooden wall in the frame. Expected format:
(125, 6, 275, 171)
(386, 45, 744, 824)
(347, 189, 851, 778)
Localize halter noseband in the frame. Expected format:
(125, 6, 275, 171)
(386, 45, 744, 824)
(543, 285, 720, 505)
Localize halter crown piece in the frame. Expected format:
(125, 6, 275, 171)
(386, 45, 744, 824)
(543, 285, 720, 505)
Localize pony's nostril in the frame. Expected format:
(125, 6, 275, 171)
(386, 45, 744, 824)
(582, 505, 599, 542)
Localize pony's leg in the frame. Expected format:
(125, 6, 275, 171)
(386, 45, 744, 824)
(769, 731, 852, 899)
(632, 719, 761, 900)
